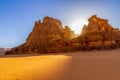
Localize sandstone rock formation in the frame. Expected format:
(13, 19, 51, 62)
(5, 16, 75, 54)
(25, 17, 64, 53)
(73, 15, 120, 50)
(63, 26, 76, 40)
(5, 15, 120, 55)
(0, 48, 5, 55)
(0, 48, 10, 55)
(81, 15, 114, 35)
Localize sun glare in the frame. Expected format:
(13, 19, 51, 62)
(70, 19, 88, 34)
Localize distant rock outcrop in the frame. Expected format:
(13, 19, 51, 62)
(0, 48, 10, 55)
(5, 15, 120, 54)
(0, 48, 5, 55)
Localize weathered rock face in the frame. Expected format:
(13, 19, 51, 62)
(81, 15, 113, 35)
(25, 16, 75, 53)
(27, 17, 63, 44)
(5, 15, 120, 55)
(6, 16, 75, 54)
(43, 16, 63, 30)
(25, 17, 64, 53)
(73, 15, 120, 50)
(63, 26, 76, 40)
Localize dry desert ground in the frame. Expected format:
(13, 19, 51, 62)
(0, 49, 120, 80)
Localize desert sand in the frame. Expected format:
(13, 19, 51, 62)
(0, 49, 120, 80)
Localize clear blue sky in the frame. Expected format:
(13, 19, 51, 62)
(0, 0, 120, 48)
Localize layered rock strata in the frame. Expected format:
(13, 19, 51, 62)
(6, 16, 75, 54)
(5, 15, 120, 54)
(73, 15, 120, 50)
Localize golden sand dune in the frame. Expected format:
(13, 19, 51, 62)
(1, 49, 120, 80)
